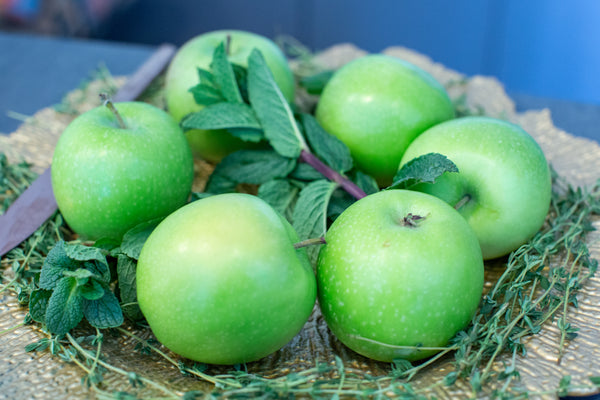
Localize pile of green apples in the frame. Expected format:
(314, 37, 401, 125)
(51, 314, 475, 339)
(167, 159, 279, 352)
(51, 30, 551, 365)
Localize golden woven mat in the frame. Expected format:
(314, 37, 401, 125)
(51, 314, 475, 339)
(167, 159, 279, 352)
(1, 44, 599, 399)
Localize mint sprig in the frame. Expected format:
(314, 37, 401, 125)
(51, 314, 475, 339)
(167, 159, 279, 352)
(181, 43, 371, 249)
(182, 42, 463, 255)
(28, 218, 160, 335)
(29, 241, 123, 335)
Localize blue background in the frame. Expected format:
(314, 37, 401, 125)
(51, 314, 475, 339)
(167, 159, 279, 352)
(98, 0, 600, 106)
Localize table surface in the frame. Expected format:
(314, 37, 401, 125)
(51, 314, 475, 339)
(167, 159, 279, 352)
(1, 31, 600, 144)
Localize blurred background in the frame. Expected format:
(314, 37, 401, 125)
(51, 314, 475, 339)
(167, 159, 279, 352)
(1, 0, 599, 105)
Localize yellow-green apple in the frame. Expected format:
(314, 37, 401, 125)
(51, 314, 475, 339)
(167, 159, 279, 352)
(164, 30, 295, 162)
(51, 101, 194, 241)
(136, 193, 317, 365)
(399, 116, 552, 259)
(317, 189, 484, 362)
(315, 54, 455, 186)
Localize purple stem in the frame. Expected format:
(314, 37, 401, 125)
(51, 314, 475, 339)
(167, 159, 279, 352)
(299, 149, 367, 200)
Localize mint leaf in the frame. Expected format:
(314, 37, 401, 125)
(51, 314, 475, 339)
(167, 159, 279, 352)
(299, 70, 334, 95)
(292, 180, 338, 263)
(64, 243, 110, 283)
(206, 150, 296, 193)
(247, 49, 307, 158)
(197, 68, 216, 87)
(80, 279, 106, 301)
(290, 163, 323, 182)
(45, 276, 84, 335)
(29, 289, 52, 323)
(227, 127, 264, 143)
(232, 63, 249, 102)
(258, 179, 300, 221)
(353, 170, 380, 195)
(210, 42, 243, 103)
(83, 289, 124, 329)
(327, 189, 355, 221)
(189, 84, 224, 106)
(120, 218, 161, 260)
(301, 114, 353, 173)
(204, 174, 237, 195)
(389, 153, 458, 190)
(39, 241, 78, 290)
(182, 102, 262, 139)
(117, 254, 143, 321)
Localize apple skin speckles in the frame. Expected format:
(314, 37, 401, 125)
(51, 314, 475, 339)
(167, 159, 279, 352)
(317, 189, 484, 362)
(51, 101, 194, 241)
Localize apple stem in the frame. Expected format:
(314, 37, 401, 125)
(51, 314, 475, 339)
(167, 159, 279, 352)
(299, 149, 367, 200)
(454, 194, 471, 211)
(100, 93, 127, 129)
(401, 213, 426, 227)
(294, 237, 326, 249)
(225, 34, 232, 56)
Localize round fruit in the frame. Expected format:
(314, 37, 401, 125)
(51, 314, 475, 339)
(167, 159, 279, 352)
(51, 101, 193, 241)
(399, 116, 552, 259)
(315, 54, 455, 186)
(164, 30, 295, 162)
(136, 193, 317, 365)
(317, 190, 484, 362)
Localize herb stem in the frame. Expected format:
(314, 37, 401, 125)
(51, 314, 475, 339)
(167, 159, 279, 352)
(0, 320, 26, 336)
(66, 333, 180, 398)
(294, 237, 326, 249)
(116, 327, 242, 389)
(299, 149, 367, 200)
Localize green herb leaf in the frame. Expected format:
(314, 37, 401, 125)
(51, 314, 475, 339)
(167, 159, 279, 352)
(353, 170, 380, 195)
(206, 150, 297, 193)
(83, 289, 124, 329)
(258, 179, 300, 220)
(301, 113, 352, 173)
(189, 84, 224, 106)
(62, 268, 94, 282)
(299, 70, 334, 95)
(80, 279, 106, 301)
(292, 180, 338, 263)
(247, 49, 307, 158)
(389, 153, 458, 190)
(120, 218, 161, 260)
(232, 63, 249, 102)
(117, 254, 143, 321)
(29, 289, 52, 323)
(182, 102, 263, 142)
(226, 128, 264, 143)
(327, 189, 355, 221)
(39, 241, 78, 290)
(45, 276, 84, 335)
(290, 163, 323, 182)
(64, 243, 110, 283)
(210, 42, 243, 103)
(189, 68, 223, 106)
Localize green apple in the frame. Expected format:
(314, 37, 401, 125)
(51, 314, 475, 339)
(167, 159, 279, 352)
(51, 101, 194, 241)
(136, 193, 317, 365)
(315, 54, 455, 186)
(317, 189, 484, 362)
(164, 30, 295, 163)
(399, 116, 552, 259)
